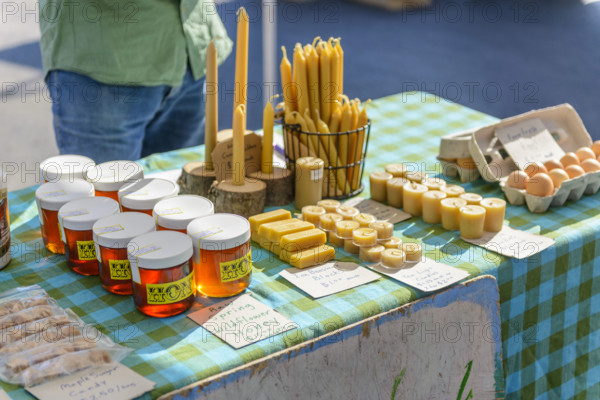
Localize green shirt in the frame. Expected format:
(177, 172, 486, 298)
(39, 0, 233, 86)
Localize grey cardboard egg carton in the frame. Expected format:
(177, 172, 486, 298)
(437, 130, 481, 183)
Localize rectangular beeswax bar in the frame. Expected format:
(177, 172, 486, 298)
(258, 219, 315, 243)
(283, 244, 336, 269)
(249, 209, 292, 242)
(279, 228, 327, 257)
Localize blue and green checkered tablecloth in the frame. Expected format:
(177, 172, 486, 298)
(2, 92, 599, 399)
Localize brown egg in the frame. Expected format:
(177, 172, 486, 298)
(525, 173, 554, 197)
(591, 141, 600, 157)
(543, 159, 563, 171)
(565, 164, 585, 179)
(548, 169, 570, 189)
(575, 147, 596, 162)
(581, 158, 600, 173)
(506, 170, 529, 190)
(524, 162, 548, 178)
(560, 152, 580, 167)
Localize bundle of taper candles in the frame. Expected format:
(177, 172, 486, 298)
(280, 37, 371, 197)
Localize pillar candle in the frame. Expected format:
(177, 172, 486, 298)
(302, 206, 326, 225)
(405, 171, 428, 183)
(293, 44, 310, 116)
(440, 198, 467, 231)
(205, 40, 218, 170)
(400, 243, 422, 262)
(319, 213, 343, 231)
(459, 193, 483, 205)
(318, 42, 331, 124)
(280, 46, 296, 112)
(480, 198, 506, 232)
(336, 220, 359, 239)
(421, 190, 447, 224)
(403, 182, 428, 216)
(441, 184, 465, 198)
(262, 101, 274, 174)
(233, 7, 249, 116)
(381, 249, 406, 268)
(353, 228, 377, 247)
(385, 164, 407, 178)
(423, 178, 446, 191)
(370, 171, 392, 203)
(386, 177, 409, 208)
(459, 205, 486, 239)
(295, 157, 324, 209)
(232, 104, 246, 185)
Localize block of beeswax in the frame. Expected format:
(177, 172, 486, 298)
(280, 228, 327, 256)
(249, 209, 291, 240)
(257, 218, 312, 243)
(283, 244, 336, 269)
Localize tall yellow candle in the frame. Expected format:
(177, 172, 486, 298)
(480, 198, 506, 232)
(459, 205, 486, 239)
(403, 182, 428, 216)
(338, 101, 351, 171)
(330, 40, 341, 107)
(329, 106, 341, 133)
(440, 198, 467, 231)
(318, 42, 332, 124)
(262, 101, 274, 174)
(351, 101, 369, 190)
(232, 104, 246, 185)
(205, 40, 218, 170)
(233, 7, 249, 116)
(422, 190, 448, 224)
(335, 38, 344, 95)
(293, 44, 310, 117)
(306, 45, 320, 122)
(280, 46, 296, 111)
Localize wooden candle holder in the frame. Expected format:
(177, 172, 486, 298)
(209, 178, 266, 218)
(247, 167, 294, 206)
(178, 162, 217, 198)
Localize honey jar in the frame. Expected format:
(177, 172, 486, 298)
(35, 179, 95, 254)
(118, 178, 179, 215)
(188, 213, 252, 298)
(153, 195, 214, 233)
(128, 231, 195, 317)
(93, 212, 156, 295)
(39, 154, 95, 183)
(85, 160, 144, 201)
(58, 197, 120, 275)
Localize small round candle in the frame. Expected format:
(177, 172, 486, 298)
(369, 171, 393, 203)
(380, 236, 403, 249)
(335, 220, 360, 239)
(317, 199, 341, 213)
(405, 171, 428, 183)
(459, 192, 483, 205)
(369, 220, 394, 241)
(353, 228, 378, 247)
(359, 244, 385, 263)
(400, 243, 422, 262)
(328, 231, 345, 247)
(353, 213, 377, 227)
(320, 213, 344, 231)
(302, 205, 326, 225)
(440, 198, 467, 231)
(403, 182, 428, 216)
(421, 190, 448, 224)
(423, 178, 446, 191)
(336, 205, 360, 220)
(441, 184, 465, 198)
(386, 177, 409, 208)
(344, 239, 360, 254)
(385, 163, 408, 178)
(479, 198, 506, 232)
(459, 205, 486, 239)
(381, 248, 406, 269)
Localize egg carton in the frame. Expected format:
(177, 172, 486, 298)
(467, 104, 598, 213)
(437, 129, 481, 183)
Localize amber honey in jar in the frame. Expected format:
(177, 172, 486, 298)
(39, 154, 95, 183)
(128, 231, 195, 317)
(85, 160, 144, 201)
(118, 178, 178, 215)
(93, 212, 155, 295)
(58, 197, 120, 275)
(35, 179, 95, 254)
(187, 214, 252, 298)
(153, 195, 214, 233)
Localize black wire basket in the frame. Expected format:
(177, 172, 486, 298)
(282, 120, 371, 200)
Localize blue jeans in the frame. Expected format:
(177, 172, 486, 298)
(46, 68, 206, 162)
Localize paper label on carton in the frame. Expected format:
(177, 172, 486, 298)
(343, 198, 411, 224)
(495, 118, 565, 166)
(109, 259, 131, 280)
(76, 240, 96, 260)
(220, 251, 252, 282)
(461, 226, 554, 259)
(146, 271, 194, 304)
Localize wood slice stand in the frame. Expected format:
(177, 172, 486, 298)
(177, 162, 217, 198)
(247, 167, 294, 206)
(209, 178, 267, 218)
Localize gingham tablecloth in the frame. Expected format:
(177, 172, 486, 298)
(2, 92, 599, 399)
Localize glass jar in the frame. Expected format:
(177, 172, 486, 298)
(85, 160, 144, 201)
(35, 179, 95, 254)
(39, 155, 95, 183)
(187, 213, 252, 298)
(128, 231, 195, 317)
(0, 168, 10, 269)
(153, 195, 214, 233)
(118, 178, 178, 215)
(58, 197, 120, 275)
(93, 212, 155, 295)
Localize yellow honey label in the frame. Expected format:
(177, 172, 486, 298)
(146, 272, 194, 305)
(76, 241, 96, 260)
(220, 251, 252, 283)
(109, 259, 131, 280)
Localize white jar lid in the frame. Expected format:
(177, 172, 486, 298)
(127, 231, 192, 270)
(35, 179, 95, 211)
(187, 213, 250, 250)
(85, 160, 144, 192)
(118, 178, 179, 210)
(58, 197, 120, 231)
(40, 155, 95, 182)
(153, 195, 214, 230)
(93, 212, 156, 249)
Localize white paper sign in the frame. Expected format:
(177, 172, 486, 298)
(343, 198, 411, 224)
(188, 294, 298, 349)
(369, 258, 469, 292)
(27, 363, 155, 400)
(0, 389, 11, 400)
(279, 262, 381, 298)
(495, 118, 565, 165)
(461, 226, 554, 259)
